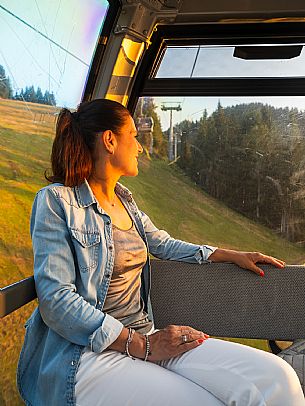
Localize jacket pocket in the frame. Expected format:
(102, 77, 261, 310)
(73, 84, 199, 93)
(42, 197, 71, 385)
(70, 228, 101, 272)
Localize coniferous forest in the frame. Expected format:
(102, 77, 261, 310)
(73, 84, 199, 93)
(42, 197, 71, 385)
(0, 64, 56, 106)
(176, 102, 305, 245)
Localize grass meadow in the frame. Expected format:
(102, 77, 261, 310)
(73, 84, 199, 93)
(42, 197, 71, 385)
(0, 99, 58, 405)
(1, 99, 305, 405)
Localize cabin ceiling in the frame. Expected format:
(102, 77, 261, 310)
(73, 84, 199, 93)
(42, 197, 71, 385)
(161, 0, 305, 24)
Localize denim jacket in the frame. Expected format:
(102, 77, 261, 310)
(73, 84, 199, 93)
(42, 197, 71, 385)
(17, 180, 216, 406)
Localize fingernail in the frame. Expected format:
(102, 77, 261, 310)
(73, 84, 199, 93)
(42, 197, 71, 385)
(204, 334, 209, 338)
(198, 339, 205, 344)
(260, 270, 264, 277)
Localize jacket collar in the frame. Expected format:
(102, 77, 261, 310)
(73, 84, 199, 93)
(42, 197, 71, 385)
(115, 182, 133, 203)
(74, 179, 133, 208)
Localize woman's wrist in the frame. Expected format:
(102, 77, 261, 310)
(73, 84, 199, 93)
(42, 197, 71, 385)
(108, 328, 146, 359)
(143, 334, 152, 361)
(108, 328, 151, 360)
(129, 332, 146, 359)
(209, 248, 237, 263)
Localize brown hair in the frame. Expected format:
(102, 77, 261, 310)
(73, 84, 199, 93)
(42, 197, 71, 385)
(46, 99, 130, 186)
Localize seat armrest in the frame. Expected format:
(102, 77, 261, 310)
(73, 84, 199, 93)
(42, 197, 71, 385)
(0, 276, 36, 318)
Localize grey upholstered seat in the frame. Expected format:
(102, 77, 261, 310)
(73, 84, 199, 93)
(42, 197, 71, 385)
(151, 261, 305, 341)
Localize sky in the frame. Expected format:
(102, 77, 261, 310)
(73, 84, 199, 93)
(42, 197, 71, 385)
(1, 1, 305, 130)
(155, 96, 305, 131)
(0, 0, 108, 107)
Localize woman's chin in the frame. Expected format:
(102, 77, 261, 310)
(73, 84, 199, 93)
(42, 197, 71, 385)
(123, 168, 139, 177)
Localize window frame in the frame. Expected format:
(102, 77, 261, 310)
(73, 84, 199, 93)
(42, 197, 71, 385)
(82, 0, 121, 102)
(128, 22, 305, 111)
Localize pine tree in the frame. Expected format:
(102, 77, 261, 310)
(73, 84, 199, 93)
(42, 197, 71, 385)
(0, 65, 13, 99)
(175, 101, 305, 244)
(36, 87, 44, 104)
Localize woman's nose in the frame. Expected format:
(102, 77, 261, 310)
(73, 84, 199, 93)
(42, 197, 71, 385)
(137, 140, 143, 153)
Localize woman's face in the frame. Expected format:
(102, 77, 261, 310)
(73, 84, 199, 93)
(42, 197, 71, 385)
(112, 115, 143, 177)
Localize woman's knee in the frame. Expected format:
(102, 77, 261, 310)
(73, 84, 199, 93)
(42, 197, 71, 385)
(269, 355, 302, 389)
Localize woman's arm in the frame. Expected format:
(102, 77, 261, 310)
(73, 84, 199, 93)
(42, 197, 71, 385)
(139, 211, 285, 275)
(31, 187, 123, 352)
(139, 210, 216, 263)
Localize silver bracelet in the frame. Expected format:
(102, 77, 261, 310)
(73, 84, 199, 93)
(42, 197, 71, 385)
(144, 334, 151, 362)
(124, 328, 135, 359)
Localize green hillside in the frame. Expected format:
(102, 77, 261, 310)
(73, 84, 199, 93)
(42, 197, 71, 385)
(1, 99, 305, 405)
(0, 100, 57, 406)
(124, 159, 305, 263)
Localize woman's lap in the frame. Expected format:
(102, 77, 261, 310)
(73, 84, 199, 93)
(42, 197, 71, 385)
(159, 338, 304, 406)
(75, 338, 304, 406)
(75, 348, 223, 405)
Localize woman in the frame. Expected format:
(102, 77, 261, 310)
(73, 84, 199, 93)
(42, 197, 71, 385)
(17, 99, 304, 406)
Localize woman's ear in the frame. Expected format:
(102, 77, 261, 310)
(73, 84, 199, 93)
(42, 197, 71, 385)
(101, 130, 116, 154)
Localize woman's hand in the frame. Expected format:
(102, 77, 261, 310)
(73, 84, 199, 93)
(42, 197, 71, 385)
(209, 248, 285, 277)
(110, 325, 208, 361)
(145, 325, 209, 362)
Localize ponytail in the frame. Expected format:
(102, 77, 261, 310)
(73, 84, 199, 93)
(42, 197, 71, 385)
(46, 108, 93, 186)
(45, 99, 130, 186)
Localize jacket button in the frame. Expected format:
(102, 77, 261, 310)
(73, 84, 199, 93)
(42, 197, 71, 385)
(109, 245, 113, 250)
(71, 361, 75, 366)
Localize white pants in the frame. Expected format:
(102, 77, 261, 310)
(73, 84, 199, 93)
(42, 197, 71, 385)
(75, 338, 305, 406)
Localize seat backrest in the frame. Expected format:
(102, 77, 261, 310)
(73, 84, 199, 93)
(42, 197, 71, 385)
(2, 261, 305, 342)
(151, 261, 305, 341)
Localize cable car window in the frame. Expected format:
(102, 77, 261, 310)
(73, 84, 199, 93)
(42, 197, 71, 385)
(156, 45, 305, 78)
(0, 0, 110, 281)
(131, 96, 305, 266)
(0, 0, 109, 107)
(0, 1, 111, 403)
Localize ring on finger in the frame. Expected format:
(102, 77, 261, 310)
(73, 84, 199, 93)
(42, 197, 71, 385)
(181, 334, 188, 344)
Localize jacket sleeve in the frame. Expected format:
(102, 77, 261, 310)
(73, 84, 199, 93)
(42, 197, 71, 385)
(31, 188, 123, 353)
(139, 210, 217, 263)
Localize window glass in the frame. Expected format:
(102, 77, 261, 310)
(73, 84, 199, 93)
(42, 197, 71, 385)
(0, 0, 109, 284)
(0, 0, 109, 107)
(156, 45, 305, 78)
(0, 1, 109, 404)
(156, 47, 200, 78)
(130, 96, 305, 264)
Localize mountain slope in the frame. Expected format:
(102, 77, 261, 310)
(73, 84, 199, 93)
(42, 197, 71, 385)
(124, 158, 305, 264)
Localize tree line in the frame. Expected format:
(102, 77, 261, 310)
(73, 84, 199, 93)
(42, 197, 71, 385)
(0, 64, 56, 106)
(176, 102, 305, 244)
